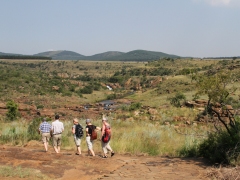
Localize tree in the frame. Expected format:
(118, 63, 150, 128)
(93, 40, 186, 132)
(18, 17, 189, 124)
(191, 70, 240, 164)
(193, 70, 238, 136)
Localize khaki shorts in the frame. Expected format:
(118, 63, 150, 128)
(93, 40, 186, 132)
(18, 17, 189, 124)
(41, 133, 50, 143)
(86, 136, 93, 150)
(52, 134, 62, 147)
(74, 137, 81, 147)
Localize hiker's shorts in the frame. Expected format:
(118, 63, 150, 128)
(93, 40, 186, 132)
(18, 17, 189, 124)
(74, 137, 81, 147)
(41, 133, 51, 143)
(101, 140, 113, 154)
(52, 134, 62, 147)
(86, 136, 93, 150)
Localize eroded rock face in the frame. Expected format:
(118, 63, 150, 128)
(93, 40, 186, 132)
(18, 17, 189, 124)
(18, 104, 36, 111)
(0, 103, 6, 109)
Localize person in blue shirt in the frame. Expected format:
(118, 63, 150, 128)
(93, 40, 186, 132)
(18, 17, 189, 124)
(39, 118, 52, 152)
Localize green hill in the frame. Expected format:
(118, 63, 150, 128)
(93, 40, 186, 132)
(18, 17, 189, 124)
(34, 50, 86, 60)
(104, 50, 179, 61)
(36, 50, 179, 61)
(2, 49, 180, 61)
(85, 51, 125, 60)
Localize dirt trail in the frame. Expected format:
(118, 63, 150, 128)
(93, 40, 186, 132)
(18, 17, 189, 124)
(0, 145, 210, 180)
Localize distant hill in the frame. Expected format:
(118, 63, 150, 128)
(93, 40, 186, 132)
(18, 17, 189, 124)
(2, 50, 240, 61)
(34, 50, 86, 60)
(0, 52, 22, 56)
(104, 50, 180, 61)
(34, 50, 179, 61)
(85, 51, 125, 60)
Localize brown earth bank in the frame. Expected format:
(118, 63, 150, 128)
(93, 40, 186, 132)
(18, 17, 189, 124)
(0, 144, 225, 180)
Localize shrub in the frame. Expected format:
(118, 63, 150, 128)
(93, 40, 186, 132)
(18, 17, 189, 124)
(107, 93, 117, 100)
(168, 92, 186, 107)
(27, 117, 42, 141)
(6, 100, 20, 121)
(180, 118, 240, 165)
(129, 102, 142, 111)
(79, 86, 93, 94)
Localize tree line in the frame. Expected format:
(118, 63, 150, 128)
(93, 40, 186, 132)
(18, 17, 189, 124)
(0, 55, 52, 60)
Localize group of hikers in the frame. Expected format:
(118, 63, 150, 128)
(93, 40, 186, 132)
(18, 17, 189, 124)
(38, 115, 114, 158)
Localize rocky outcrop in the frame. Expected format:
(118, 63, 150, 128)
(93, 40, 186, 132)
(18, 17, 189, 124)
(57, 73, 69, 78)
(185, 100, 207, 108)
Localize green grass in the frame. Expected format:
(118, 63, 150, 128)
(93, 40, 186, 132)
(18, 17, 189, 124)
(0, 114, 210, 157)
(0, 165, 50, 179)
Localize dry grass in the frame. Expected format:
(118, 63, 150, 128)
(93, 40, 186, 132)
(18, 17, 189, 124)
(205, 166, 240, 180)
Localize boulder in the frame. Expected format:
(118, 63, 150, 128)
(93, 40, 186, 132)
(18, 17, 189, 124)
(148, 108, 158, 115)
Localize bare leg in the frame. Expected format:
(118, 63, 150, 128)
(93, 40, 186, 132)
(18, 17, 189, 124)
(58, 146, 60, 153)
(77, 146, 81, 154)
(53, 146, 59, 153)
(89, 149, 95, 156)
(44, 142, 48, 152)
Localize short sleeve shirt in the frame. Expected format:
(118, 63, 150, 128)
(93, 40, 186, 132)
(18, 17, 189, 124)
(51, 120, 64, 135)
(86, 125, 96, 135)
(39, 121, 51, 133)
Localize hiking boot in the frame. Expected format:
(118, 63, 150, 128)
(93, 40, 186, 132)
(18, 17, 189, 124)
(111, 152, 115, 157)
(102, 155, 108, 158)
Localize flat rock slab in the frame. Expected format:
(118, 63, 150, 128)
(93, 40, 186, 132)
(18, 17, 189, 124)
(0, 146, 210, 180)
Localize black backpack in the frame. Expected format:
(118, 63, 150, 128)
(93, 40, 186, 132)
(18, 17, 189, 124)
(75, 124, 84, 138)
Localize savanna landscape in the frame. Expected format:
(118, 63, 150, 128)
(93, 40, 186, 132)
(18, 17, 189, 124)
(0, 56, 240, 180)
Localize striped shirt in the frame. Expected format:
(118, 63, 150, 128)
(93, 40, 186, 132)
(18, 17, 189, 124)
(39, 121, 52, 133)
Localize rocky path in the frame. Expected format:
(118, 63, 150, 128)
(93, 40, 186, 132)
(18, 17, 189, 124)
(0, 145, 210, 180)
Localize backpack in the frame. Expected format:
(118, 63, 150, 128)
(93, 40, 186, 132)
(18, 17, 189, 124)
(75, 124, 84, 138)
(89, 125, 97, 141)
(102, 125, 111, 143)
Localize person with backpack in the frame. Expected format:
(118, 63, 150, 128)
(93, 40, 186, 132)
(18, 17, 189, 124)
(101, 117, 115, 158)
(72, 118, 83, 155)
(85, 119, 101, 157)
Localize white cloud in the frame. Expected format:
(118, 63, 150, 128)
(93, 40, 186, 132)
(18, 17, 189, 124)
(193, 0, 240, 7)
(205, 0, 231, 6)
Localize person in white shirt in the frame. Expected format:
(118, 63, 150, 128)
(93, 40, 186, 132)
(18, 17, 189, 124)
(51, 115, 64, 153)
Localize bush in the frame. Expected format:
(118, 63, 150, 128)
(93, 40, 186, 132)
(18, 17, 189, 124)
(78, 86, 93, 94)
(198, 128, 240, 165)
(180, 119, 240, 165)
(168, 92, 186, 107)
(129, 102, 142, 111)
(107, 93, 117, 100)
(27, 117, 42, 141)
(6, 100, 20, 121)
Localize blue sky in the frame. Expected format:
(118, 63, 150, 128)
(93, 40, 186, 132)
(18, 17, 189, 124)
(0, 0, 239, 57)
